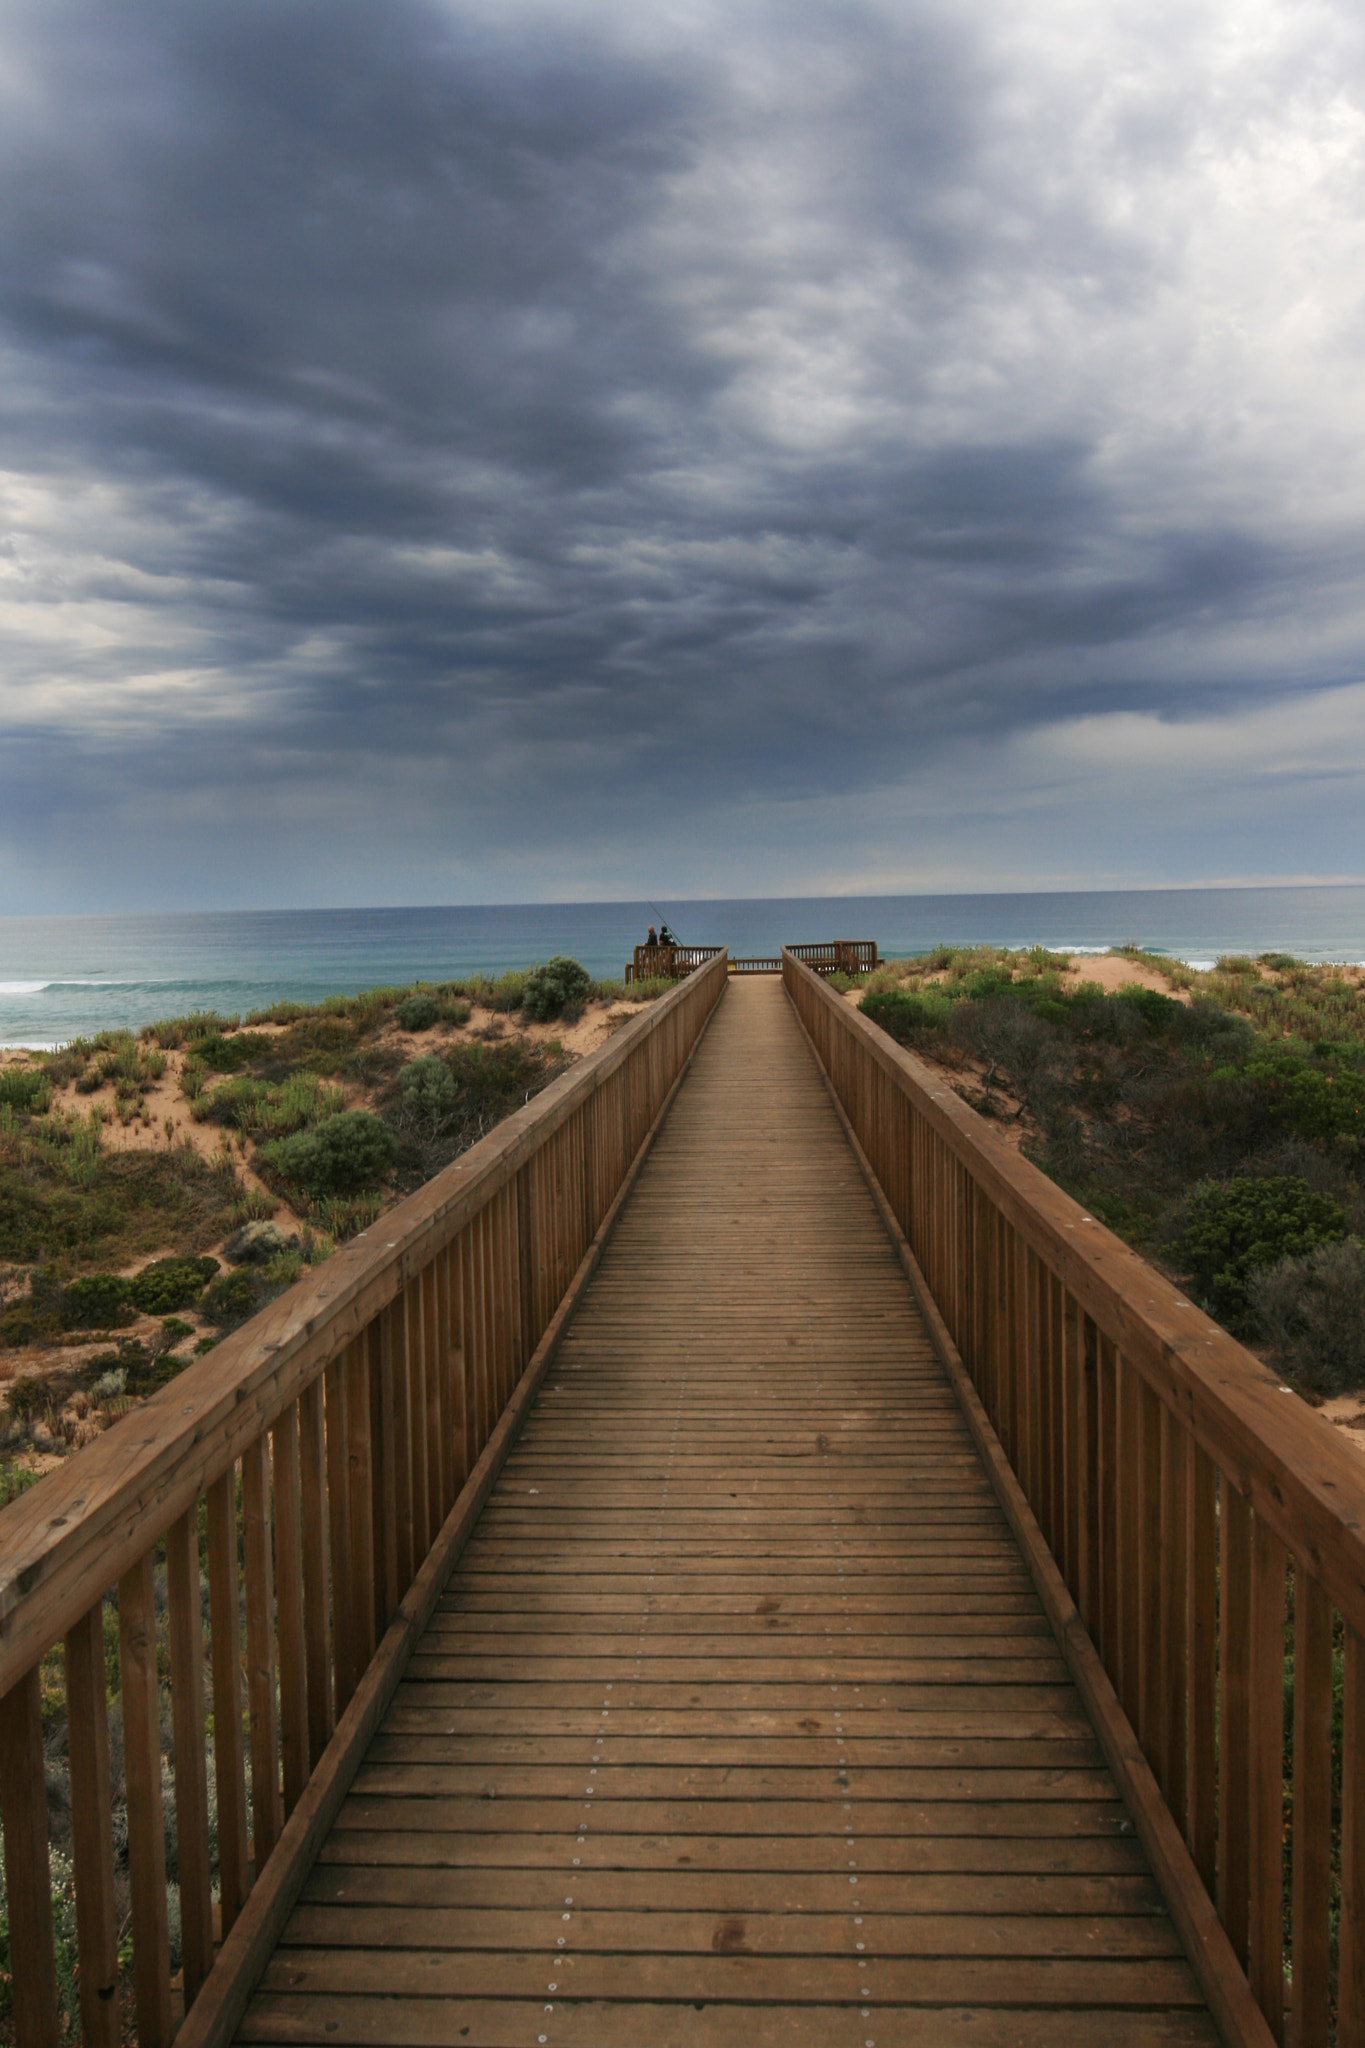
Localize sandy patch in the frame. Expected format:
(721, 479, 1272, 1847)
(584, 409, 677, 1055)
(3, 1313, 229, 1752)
(1315, 1394, 1365, 1460)
(1062, 955, 1192, 1001)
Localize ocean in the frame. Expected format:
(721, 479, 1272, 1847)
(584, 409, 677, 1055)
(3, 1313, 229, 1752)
(2, 886, 1363, 1047)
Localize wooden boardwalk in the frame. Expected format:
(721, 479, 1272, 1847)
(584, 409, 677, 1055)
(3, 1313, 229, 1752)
(244, 978, 1215, 2046)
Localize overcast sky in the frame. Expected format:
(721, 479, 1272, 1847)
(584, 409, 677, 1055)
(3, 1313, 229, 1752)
(2, 0, 1364, 911)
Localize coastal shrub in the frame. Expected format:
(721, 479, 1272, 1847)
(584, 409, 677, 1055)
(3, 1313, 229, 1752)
(61, 1273, 135, 1329)
(128, 1254, 220, 1315)
(0, 1136, 239, 1269)
(394, 992, 440, 1032)
(399, 1054, 459, 1133)
(860, 989, 954, 1044)
(200, 1267, 264, 1328)
(0, 1070, 52, 1115)
(195, 1072, 345, 1138)
(522, 957, 590, 1023)
(1176, 1175, 1348, 1331)
(485, 970, 527, 1014)
(259, 1110, 396, 1198)
(193, 1032, 274, 1073)
(1250, 1239, 1365, 1395)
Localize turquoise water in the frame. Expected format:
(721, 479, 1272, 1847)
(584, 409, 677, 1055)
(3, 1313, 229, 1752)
(2, 887, 1363, 1046)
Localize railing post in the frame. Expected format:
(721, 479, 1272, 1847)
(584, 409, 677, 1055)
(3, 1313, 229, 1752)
(0, 1667, 60, 2048)
(65, 1604, 120, 2048)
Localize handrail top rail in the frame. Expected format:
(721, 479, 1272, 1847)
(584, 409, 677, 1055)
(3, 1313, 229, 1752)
(0, 955, 728, 1694)
(783, 947, 1365, 1635)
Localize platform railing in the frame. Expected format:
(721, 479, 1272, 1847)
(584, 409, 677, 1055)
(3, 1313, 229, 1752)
(0, 951, 728, 2048)
(785, 947, 1365, 2048)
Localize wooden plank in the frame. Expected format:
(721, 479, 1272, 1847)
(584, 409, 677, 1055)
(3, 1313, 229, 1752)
(207, 1468, 251, 1936)
(1341, 1624, 1365, 2043)
(64, 1605, 120, 2048)
(167, 1507, 214, 2008)
(118, 1551, 173, 2048)
(298, 1375, 334, 1769)
(1247, 1516, 1286, 2039)
(242, 1434, 284, 1870)
(323, 1359, 352, 1716)
(1219, 1478, 1252, 1968)
(1290, 1569, 1332, 2048)
(272, 1406, 310, 1819)
(0, 1664, 60, 2048)
(1186, 1441, 1217, 1895)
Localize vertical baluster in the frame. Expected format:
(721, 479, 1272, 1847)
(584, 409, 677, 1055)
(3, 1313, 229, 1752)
(1340, 1623, 1365, 2041)
(1186, 1442, 1217, 1894)
(1076, 1311, 1098, 1633)
(1291, 1571, 1333, 2047)
(1247, 1518, 1286, 2040)
(503, 1180, 520, 1397)
(366, 1318, 392, 1638)
(460, 1223, 482, 1463)
(118, 1552, 173, 2048)
(1097, 1334, 1119, 1682)
(324, 1356, 353, 1715)
(166, 1508, 213, 2007)
(0, 1665, 60, 2048)
(1138, 1381, 1164, 1783)
(479, 1202, 499, 1424)
(424, 1260, 446, 1529)
(1060, 1279, 1075, 1582)
(241, 1434, 284, 1869)
(1219, 1479, 1252, 1968)
(384, 1293, 414, 1597)
(346, 1334, 378, 1682)
(406, 1275, 430, 1567)
(206, 1469, 249, 1934)
(447, 1244, 469, 1497)
(65, 1605, 119, 2048)
(299, 1374, 334, 1767)
(1116, 1357, 1143, 1727)
(1159, 1410, 1188, 1829)
(272, 1405, 310, 1817)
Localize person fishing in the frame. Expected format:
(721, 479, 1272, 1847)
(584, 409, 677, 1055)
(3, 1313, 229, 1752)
(658, 922, 675, 947)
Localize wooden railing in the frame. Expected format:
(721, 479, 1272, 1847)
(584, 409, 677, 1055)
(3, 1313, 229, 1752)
(786, 939, 879, 975)
(784, 948, 1365, 2048)
(0, 952, 727, 2048)
(624, 943, 722, 983)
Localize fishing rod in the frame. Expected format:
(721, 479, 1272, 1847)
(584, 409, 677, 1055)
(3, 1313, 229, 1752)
(649, 902, 686, 946)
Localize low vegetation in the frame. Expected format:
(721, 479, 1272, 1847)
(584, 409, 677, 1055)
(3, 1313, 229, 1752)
(0, 958, 656, 1514)
(851, 947, 1365, 1398)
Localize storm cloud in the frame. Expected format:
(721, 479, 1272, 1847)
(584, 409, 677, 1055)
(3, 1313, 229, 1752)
(2, 0, 1364, 907)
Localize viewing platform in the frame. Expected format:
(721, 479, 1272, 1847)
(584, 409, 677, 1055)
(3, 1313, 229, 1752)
(1, 952, 1358, 2047)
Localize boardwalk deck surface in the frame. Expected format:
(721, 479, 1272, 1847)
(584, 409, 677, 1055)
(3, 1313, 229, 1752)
(244, 978, 1215, 2046)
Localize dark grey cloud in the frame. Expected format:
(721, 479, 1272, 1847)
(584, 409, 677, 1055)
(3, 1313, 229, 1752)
(2, 0, 1364, 908)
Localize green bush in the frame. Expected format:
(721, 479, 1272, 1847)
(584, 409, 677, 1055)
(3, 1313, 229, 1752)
(399, 1054, 458, 1131)
(395, 993, 440, 1031)
(193, 1032, 274, 1073)
(486, 970, 527, 1014)
(0, 1070, 52, 1114)
(199, 1267, 264, 1329)
(1178, 1175, 1348, 1331)
(860, 989, 953, 1043)
(259, 1110, 396, 1198)
(1250, 1239, 1365, 1395)
(522, 957, 591, 1023)
(128, 1254, 220, 1315)
(61, 1273, 134, 1329)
